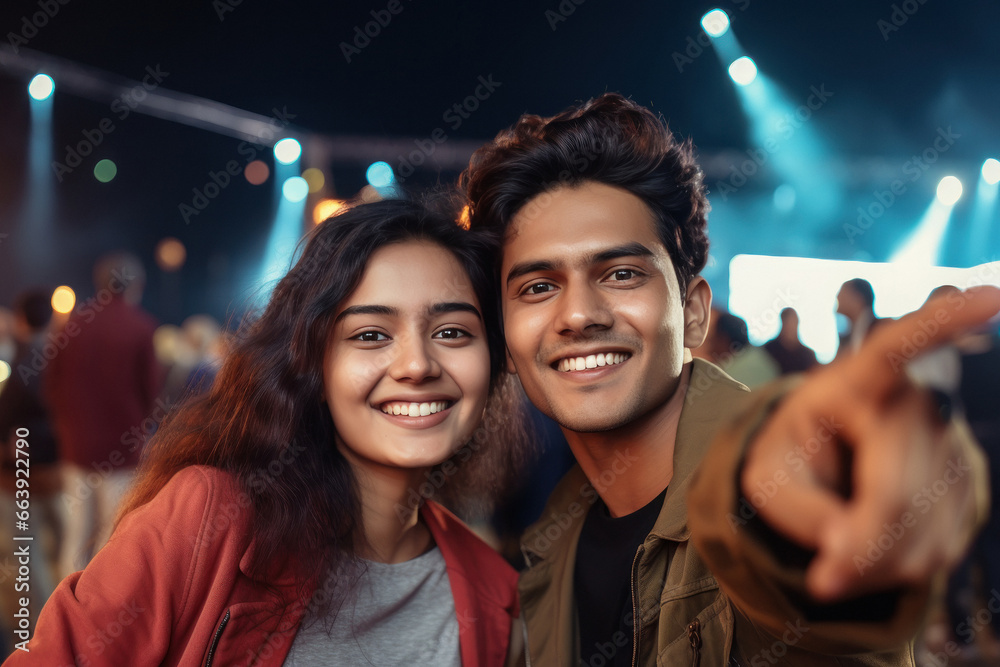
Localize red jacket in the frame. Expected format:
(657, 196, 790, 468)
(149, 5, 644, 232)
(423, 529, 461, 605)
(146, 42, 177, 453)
(4, 466, 519, 666)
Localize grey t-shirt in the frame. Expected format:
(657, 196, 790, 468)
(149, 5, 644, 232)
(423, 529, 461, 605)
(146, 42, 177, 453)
(283, 547, 461, 666)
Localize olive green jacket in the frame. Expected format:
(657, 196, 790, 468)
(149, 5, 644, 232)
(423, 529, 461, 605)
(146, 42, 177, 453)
(517, 359, 986, 666)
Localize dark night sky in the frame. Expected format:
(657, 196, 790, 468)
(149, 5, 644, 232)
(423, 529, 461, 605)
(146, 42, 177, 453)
(1, 0, 998, 324)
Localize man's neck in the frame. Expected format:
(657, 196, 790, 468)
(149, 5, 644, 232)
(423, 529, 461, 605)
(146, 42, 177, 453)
(562, 363, 691, 518)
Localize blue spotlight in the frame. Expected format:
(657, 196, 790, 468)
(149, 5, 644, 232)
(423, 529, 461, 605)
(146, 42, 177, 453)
(982, 159, 1000, 186)
(28, 74, 54, 101)
(282, 176, 309, 202)
(701, 9, 730, 37)
(728, 57, 758, 86)
(366, 161, 395, 188)
(890, 198, 955, 266)
(273, 138, 301, 165)
(936, 176, 963, 206)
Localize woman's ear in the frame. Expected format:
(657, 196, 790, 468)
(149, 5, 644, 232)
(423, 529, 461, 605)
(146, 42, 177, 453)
(682, 276, 713, 350)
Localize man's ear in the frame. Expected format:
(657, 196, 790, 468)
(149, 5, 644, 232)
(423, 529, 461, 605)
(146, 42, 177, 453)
(682, 276, 712, 350)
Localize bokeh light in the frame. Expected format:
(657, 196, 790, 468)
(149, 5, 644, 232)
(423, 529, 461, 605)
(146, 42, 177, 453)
(28, 74, 54, 101)
(273, 138, 302, 165)
(982, 158, 1000, 185)
(366, 161, 395, 188)
(728, 57, 758, 86)
(155, 238, 187, 272)
(282, 176, 309, 202)
(936, 176, 963, 206)
(313, 198, 345, 224)
(701, 9, 730, 37)
(94, 159, 117, 183)
(0, 361, 10, 384)
(302, 167, 326, 193)
(244, 160, 270, 185)
(51, 286, 76, 314)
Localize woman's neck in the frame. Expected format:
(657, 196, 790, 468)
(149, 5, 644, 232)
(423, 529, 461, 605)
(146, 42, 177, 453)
(348, 458, 434, 564)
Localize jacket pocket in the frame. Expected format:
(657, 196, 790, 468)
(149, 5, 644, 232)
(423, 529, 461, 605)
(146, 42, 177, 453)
(657, 588, 733, 667)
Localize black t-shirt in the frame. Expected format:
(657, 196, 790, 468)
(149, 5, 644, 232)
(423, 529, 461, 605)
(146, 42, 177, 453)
(574, 487, 667, 667)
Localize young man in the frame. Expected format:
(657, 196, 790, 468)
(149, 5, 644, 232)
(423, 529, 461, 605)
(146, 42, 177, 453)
(462, 93, 998, 666)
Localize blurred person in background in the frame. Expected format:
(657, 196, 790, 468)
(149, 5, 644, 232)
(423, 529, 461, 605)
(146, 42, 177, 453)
(0, 290, 62, 638)
(836, 277, 884, 358)
(763, 307, 819, 374)
(708, 311, 779, 388)
(45, 251, 164, 578)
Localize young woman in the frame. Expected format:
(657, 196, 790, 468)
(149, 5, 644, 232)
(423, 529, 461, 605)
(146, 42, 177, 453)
(7, 199, 529, 666)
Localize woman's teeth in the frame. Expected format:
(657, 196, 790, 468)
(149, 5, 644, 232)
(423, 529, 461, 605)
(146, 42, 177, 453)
(556, 353, 630, 372)
(379, 401, 450, 416)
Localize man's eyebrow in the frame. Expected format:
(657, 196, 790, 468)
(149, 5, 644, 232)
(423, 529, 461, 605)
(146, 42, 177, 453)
(590, 242, 655, 263)
(506, 260, 558, 286)
(335, 302, 482, 323)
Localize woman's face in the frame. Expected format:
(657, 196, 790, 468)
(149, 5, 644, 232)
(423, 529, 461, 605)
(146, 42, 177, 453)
(324, 240, 491, 474)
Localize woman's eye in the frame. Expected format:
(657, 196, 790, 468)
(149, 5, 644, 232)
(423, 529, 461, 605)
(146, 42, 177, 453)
(354, 331, 388, 342)
(434, 329, 468, 339)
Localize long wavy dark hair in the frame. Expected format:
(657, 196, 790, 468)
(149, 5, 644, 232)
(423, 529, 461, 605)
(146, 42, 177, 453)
(118, 198, 529, 615)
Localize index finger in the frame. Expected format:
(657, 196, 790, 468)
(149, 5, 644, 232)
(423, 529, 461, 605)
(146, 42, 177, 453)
(851, 285, 1000, 398)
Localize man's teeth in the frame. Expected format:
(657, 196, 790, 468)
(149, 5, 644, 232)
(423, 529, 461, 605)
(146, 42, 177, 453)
(556, 353, 630, 372)
(379, 401, 450, 416)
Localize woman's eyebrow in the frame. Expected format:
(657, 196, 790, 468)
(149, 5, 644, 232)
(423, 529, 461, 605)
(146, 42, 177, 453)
(335, 304, 397, 323)
(335, 302, 482, 323)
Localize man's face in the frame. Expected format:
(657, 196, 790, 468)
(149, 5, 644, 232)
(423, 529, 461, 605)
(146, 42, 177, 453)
(500, 181, 707, 433)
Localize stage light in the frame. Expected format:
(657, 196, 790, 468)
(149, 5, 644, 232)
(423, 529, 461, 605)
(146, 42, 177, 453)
(0, 361, 10, 383)
(313, 198, 345, 224)
(302, 167, 325, 193)
(244, 160, 270, 185)
(728, 57, 757, 86)
(936, 176, 963, 206)
(51, 286, 76, 314)
(273, 138, 301, 165)
(458, 205, 471, 230)
(982, 159, 1000, 186)
(366, 161, 394, 188)
(94, 159, 117, 183)
(28, 74, 54, 101)
(155, 238, 186, 272)
(701, 9, 730, 37)
(282, 176, 309, 202)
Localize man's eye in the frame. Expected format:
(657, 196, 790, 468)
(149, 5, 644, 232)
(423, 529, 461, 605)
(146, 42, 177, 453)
(610, 270, 637, 281)
(434, 329, 469, 339)
(524, 282, 554, 295)
(354, 331, 388, 342)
